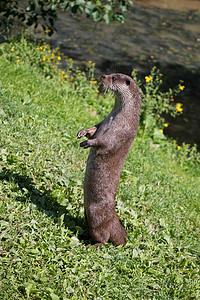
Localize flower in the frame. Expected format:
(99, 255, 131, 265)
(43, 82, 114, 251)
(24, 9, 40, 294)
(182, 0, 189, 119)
(145, 76, 152, 83)
(177, 146, 181, 150)
(11, 48, 14, 52)
(16, 59, 20, 63)
(170, 95, 174, 101)
(57, 56, 61, 61)
(43, 56, 46, 61)
(88, 61, 92, 64)
(164, 123, 169, 127)
(64, 74, 68, 78)
(180, 86, 185, 90)
(176, 103, 183, 113)
(159, 129, 163, 133)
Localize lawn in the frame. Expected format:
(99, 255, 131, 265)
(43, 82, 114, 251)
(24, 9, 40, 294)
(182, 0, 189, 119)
(0, 36, 199, 299)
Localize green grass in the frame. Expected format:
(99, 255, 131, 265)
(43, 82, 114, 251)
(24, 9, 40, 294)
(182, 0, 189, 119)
(0, 37, 200, 299)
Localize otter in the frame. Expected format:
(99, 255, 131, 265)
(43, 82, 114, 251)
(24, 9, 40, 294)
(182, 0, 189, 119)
(77, 73, 141, 247)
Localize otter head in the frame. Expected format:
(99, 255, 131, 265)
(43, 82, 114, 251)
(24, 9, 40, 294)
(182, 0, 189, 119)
(100, 73, 135, 97)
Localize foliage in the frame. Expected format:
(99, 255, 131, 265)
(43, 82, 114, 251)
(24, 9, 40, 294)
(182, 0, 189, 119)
(0, 0, 133, 36)
(0, 37, 200, 299)
(132, 67, 185, 140)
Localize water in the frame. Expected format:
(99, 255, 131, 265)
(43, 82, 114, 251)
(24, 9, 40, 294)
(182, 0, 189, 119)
(33, 1, 200, 148)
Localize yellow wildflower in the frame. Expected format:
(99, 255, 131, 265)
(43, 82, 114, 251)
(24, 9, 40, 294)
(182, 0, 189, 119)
(159, 73, 163, 76)
(16, 59, 20, 63)
(179, 86, 185, 90)
(11, 48, 14, 52)
(170, 95, 174, 101)
(159, 129, 163, 133)
(177, 146, 181, 150)
(64, 74, 68, 78)
(88, 61, 92, 63)
(164, 123, 169, 127)
(145, 76, 152, 83)
(57, 56, 61, 61)
(43, 56, 46, 61)
(176, 103, 183, 113)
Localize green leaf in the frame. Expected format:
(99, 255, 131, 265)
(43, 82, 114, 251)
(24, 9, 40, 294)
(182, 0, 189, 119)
(50, 292, 60, 300)
(92, 10, 102, 22)
(103, 13, 110, 24)
(104, 4, 112, 11)
(153, 128, 166, 140)
(24, 283, 34, 298)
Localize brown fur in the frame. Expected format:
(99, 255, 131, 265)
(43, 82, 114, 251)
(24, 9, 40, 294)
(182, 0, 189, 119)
(77, 73, 141, 247)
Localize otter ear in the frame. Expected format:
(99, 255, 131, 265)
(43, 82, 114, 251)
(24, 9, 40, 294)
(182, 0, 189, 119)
(126, 79, 130, 86)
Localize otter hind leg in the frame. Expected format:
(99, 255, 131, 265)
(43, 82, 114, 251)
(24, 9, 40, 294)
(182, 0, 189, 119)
(110, 214, 127, 246)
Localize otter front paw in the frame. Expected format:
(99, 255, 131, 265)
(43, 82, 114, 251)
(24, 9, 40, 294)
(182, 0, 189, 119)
(80, 140, 91, 149)
(77, 129, 88, 139)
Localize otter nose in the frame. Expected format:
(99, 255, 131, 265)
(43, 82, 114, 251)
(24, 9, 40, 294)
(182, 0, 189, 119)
(100, 75, 106, 80)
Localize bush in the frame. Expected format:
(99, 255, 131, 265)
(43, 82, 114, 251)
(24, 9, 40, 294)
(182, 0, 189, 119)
(132, 67, 185, 140)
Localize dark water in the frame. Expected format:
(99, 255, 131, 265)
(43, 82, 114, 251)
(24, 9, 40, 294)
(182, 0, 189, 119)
(32, 1, 200, 148)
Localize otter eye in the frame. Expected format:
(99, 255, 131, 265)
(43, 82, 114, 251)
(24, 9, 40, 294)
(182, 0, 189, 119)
(126, 79, 130, 86)
(112, 76, 116, 82)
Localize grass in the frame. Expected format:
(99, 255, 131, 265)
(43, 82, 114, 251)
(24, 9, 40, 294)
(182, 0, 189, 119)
(0, 37, 200, 299)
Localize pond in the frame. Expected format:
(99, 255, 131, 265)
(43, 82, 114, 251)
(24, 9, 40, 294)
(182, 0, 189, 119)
(33, 1, 200, 148)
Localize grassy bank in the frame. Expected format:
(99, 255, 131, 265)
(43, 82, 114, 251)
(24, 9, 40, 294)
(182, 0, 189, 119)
(0, 37, 200, 299)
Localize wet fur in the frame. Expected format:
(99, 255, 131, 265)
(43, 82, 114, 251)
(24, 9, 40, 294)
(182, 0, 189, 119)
(77, 73, 141, 247)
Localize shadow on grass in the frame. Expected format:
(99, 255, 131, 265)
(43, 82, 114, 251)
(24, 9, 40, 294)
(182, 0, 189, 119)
(0, 169, 88, 241)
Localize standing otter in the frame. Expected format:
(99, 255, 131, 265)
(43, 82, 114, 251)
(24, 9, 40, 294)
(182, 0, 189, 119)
(77, 73, 141, 247)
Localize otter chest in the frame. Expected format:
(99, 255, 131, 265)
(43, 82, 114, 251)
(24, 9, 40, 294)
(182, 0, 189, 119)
(93, 116, 114, 138)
